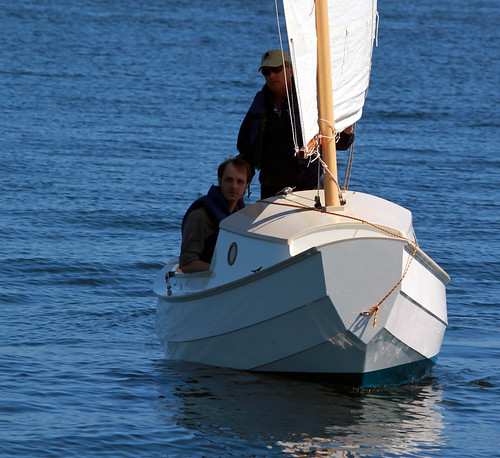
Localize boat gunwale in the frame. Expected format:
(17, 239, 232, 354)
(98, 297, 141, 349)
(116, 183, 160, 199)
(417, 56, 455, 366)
(157, 235, 449, 303)
(156, 247, 321, 302)
(404, 245, 450, 284)
(158, 235, 408, 302)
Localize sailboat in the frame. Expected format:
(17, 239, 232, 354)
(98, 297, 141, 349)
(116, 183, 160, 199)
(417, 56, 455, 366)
(153, 0, 449, 387)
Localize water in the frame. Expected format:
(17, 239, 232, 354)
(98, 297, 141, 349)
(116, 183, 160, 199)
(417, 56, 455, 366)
(1, 0, 498, 456)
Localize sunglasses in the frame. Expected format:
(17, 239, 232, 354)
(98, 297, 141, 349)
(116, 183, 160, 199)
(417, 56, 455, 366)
(261, 66, 283, 76)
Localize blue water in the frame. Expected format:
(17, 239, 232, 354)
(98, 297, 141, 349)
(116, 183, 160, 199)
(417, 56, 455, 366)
(1, 0, 499, 456)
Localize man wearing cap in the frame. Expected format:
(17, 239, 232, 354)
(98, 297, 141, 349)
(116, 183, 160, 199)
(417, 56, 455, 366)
(237, 49, 354, 199)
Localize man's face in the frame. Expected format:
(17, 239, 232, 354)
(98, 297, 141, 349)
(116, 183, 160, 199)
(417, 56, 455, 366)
(218, 163, 248, 206)
(263, 65, 293, 98)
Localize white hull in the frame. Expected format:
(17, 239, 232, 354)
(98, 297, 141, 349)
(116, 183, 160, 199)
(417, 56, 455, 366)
(154, 190, 449, 387)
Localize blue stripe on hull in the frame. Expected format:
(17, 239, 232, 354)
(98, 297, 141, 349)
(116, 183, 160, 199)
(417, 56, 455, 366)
(268, 355, 439, 388)
(358, 355, 439, 388)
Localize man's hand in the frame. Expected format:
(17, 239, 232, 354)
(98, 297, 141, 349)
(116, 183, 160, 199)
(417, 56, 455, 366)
(343, 124, 355, 135)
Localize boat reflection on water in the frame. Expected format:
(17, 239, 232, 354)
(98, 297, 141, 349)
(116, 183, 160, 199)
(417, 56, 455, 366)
(155, 361, 445, 456)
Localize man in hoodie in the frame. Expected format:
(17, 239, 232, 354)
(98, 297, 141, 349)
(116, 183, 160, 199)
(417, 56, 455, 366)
(179, 157, 252, 273)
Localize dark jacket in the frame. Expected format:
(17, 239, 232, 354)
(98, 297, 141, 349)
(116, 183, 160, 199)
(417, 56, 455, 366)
(181, 185, 245, 264)
(237, 82, 354, 198)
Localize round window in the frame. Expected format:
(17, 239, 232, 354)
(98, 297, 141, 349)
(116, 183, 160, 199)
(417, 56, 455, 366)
(227, 242, 238, 266)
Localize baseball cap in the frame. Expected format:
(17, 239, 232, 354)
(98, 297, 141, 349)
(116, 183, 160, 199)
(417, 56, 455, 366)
(258, 49, 291, 71)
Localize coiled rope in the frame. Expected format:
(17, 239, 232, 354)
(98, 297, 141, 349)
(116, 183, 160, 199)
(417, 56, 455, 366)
(257, 198, 419, 327)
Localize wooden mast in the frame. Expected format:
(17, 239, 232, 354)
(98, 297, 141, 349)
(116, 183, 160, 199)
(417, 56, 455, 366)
(315, 0, 340, 207)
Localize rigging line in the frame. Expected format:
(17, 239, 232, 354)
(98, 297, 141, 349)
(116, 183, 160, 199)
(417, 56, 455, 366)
(360, 243, 418, 327)
(315, 148, 322, 205)
(318, 154, 344, 203)
(274, 0, 300, 153)
(318, 116, 353, 197)
(318, 117, 338, 139)
(342, 123, 356, 189)
(288, 41, 301, 154)
(306, 144, 343, 203)
(342, 142, 355, 189)
(293, 146, 344, 205)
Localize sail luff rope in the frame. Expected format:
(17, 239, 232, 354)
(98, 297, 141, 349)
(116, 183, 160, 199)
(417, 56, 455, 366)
(273, 0, 300, 154)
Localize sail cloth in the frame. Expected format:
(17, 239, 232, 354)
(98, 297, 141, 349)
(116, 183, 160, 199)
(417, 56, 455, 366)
(282, 0, 378, 149)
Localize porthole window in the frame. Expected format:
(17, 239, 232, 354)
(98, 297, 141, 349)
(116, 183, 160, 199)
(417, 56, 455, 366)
(227, 242, 238, 266)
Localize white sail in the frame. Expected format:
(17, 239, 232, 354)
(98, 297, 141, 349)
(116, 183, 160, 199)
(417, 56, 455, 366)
(283, 0, 378, 147)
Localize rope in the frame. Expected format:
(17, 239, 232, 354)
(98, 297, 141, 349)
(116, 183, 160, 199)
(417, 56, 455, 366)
(256, 198, 419, 327)
(301, 117, 347, 203)
(318, 117, 337, 140)
(360, 242, 418, 327)
(342, 124, 356, 190)
(273, 0, 300, 154)
(273, 1, 346, 200)
(308, 149, 344, 205)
